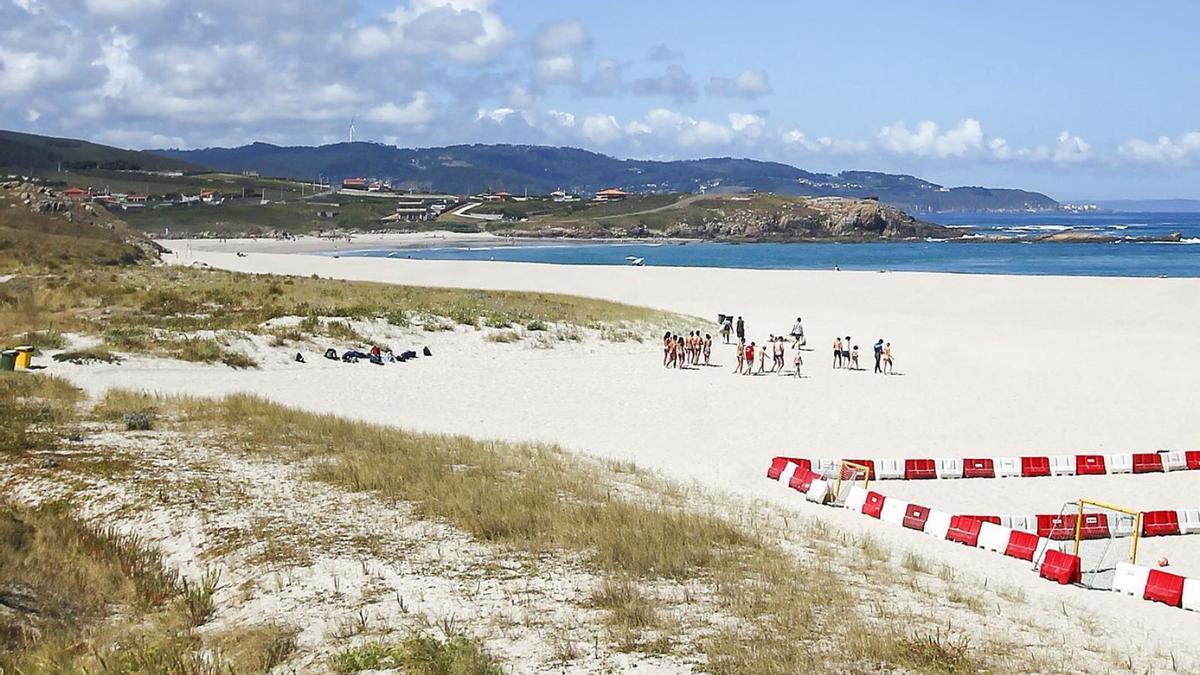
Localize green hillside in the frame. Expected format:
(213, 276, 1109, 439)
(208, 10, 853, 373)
(0, 129, 203, 173)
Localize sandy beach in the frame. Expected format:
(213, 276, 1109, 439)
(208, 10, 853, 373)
(49, 235, 1200, 658)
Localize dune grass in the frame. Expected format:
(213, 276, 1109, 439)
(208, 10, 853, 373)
(81, 390, 1014, 672)
(2, 263, 695, 365)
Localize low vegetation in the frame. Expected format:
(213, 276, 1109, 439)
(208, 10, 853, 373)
(330, 634, 503, 674)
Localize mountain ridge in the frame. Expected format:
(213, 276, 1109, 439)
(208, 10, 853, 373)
(152, 141, 1059, 213)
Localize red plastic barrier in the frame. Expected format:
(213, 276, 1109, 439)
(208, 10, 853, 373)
(1186, 451, 1200, 470)
(902, 503, 930, 531)
(946, 516, 983, 546)
(1039, 549, 1082, 585)
(1004, 530, 1041, 561)
(904, 458, 937, 480)
(1132, 453, 1164, 473)
(845, 459, 875, 479)
(960, 515, 1001, 525)
(767, 457, 809, 480)
(1076, 454, 1106, 475)
(962, 458, 995, 478)
(1037, 514, 1110, 540)
(788, 469, 818, 493)
(1144, 569, 1186, 607)
(862, 491, 885, 518)
(1020, 456, 1051, 477)
(1141, 510, 1181, 537)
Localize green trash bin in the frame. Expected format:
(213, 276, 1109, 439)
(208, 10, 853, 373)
(1, 350, 17, 372)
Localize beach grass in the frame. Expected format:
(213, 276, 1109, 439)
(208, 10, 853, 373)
(2, 263, 696, 364)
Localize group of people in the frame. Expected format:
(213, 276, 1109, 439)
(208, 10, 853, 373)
(734, 334, 802, 377)
(662, 331, 713, 368)
(832, 336, 894, 374)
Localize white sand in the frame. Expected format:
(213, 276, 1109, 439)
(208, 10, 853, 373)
(55, 241, 1200, 656)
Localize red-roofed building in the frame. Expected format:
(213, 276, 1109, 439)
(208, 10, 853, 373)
(63, 187, 91, 200)
(594, 188, 628, 201)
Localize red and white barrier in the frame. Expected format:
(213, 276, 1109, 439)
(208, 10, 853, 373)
(1113, 562, 1198, 610)
(774, 450, 1200, 482)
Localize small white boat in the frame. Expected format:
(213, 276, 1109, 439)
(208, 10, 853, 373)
(625, 256, 645, 266)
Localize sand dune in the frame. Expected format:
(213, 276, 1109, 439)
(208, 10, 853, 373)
(59, 239, 1200, 655)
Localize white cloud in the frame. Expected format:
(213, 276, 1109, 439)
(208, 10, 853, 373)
(354, 0, 513, 64)
(1119, 132, 1200, 164)
(580, 113, 622, 144)
(546, 109, 576, 128)
(533, 21, 589, 55)
(1052, 131, 1092, 163)
(364, 91, 434, 126)
(877, 118, 984, 158)
(0, 46, 74, 95)
(707, 69, 772, 98)
(535, 54, 578, 84)
(728, 112, 765, 137)
(631, 64, 697, 103)
(476, 107, 516, 124)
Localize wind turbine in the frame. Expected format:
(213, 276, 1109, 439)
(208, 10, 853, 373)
(349, 117, 357, 144)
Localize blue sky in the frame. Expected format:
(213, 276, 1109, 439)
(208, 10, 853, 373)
(3, 0, 1199, 199)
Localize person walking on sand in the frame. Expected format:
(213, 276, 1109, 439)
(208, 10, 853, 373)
(842, 336, 852, 370)
(851, 344, 860, 370)
(774, 337, 785, 372)
(793, 343, 804, 377)
(833, 337, 843, 368)
(663, 331, 673, 368)
(883, 342, 894, 374)
(790, 317, 805, 348)
(744, 341, 755, 376)
(757, 340, 767, 374)
(873, 339, 884, 374)
(735, 316, 745, 342)
(735, 336, 745, 374)
(677, 335, 687, 369)
(703, 333, 712, 366)
(721, 316, 732, 344)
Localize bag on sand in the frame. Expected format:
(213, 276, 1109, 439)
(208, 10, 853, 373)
(423, 346, 432, 357)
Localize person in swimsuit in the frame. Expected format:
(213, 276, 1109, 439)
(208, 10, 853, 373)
(735, 337, 745, 374)
(873, 339, 884, 374)
(757, 340, 767, 374)
(883, 342, 894, 374)
(774, 337, 785, 372)
(851, 345, 859, 370)
(663, 331, 673, 367)
(790, 317, 805, 348)
(833, 337, 843, 368)
(703, 333, 712, 365)
(721, 317, 732, 344)
(676, 335, 686, 368)
(842, 336, 852, 368)
(744, 342, 755, 376)
(793, 342, 804, 377)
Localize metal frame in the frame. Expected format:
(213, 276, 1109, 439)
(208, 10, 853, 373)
(1072, 498, 1142, 565)
(834, 460, 872, 497)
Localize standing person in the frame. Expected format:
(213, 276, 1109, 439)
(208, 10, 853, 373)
(757, 340, 767, 374)
(883, 342, 894, 374)
(676, 335, 686, 369)
(744, 341, 755, 376)
(774, 337, 785, 372)
(873, 339, 884, 374)
(842, 336, 852, 369)
(735, 316, 745, 342)
(720, 316, 732, 344)
(851, 344, 860, 370)
(793, 342, 804, 377)
(663, 331, 673, 368)
(735, 337, 745, 374)
(833, 336, 843, 368)
(790, 317, 805, 348)
(703, 333, 712, 366)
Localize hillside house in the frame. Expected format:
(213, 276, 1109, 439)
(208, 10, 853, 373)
(594, 188, 629, 201)
(63, 187, 91, 200)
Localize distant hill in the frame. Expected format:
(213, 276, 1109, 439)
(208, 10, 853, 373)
(0, 129, 203, 174)
(155, 142, 1058, 213)
(1088, 199, 1200, 213)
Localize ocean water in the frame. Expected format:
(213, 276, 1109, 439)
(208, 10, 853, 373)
(340, 211, 1200, 277)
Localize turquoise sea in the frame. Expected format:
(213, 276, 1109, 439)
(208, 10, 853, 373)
(339, 211, 1200, 277)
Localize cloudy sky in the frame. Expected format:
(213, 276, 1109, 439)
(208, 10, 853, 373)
(3, 0, 1199, 199)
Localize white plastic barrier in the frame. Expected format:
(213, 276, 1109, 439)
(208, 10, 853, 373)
(1107, 454, 1134, 474)
(996, 457, 1022, 478)
(879, 498, 909, 526)
(844, 486, 868, 513)
(1111, 514, 1137, 538)
(1000, 515, 1037, 533)
(977, 522, 1013, 553)
(935, 458, 963, 479)
(805, 478, 830, 504)
(1049, 455, 1076, 476)
(1178, 509, 1200, 534)
(813, 458, 839, 477)
(1161, 450, 1188, 472)
(1112, 562, 1151, 597)
(875, 459, 904, 480)
(1183, 578, 1200, 612)
(924, 509, 953, 539)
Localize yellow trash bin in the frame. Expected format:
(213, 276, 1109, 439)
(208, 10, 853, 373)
(14, 345, 33, 369)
